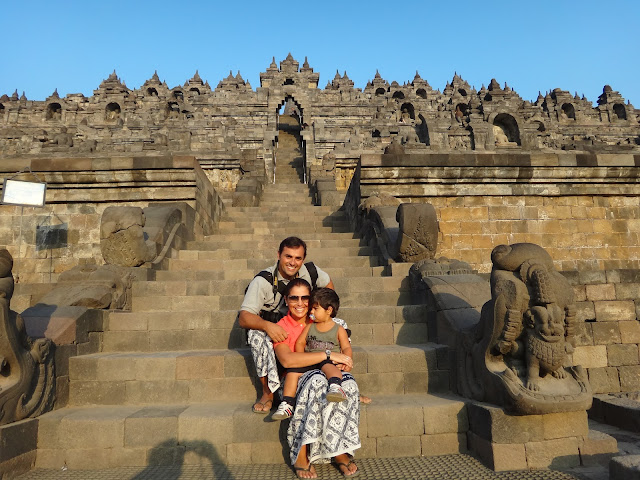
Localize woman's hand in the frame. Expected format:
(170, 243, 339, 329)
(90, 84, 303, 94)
(264, 322, 288, 343)
(329, 352, 353, 370)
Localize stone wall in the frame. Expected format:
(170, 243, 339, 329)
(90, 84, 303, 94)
(0, 155, 226, 285)
(567, 269, 640, 394)
(352, 152, 640, 273)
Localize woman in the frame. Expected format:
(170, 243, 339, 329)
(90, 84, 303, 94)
(272, 278, 360, 478)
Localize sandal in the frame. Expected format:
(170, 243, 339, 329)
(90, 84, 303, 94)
(293, 463, 317, 479)
(251, 399, 273, 414)
(333, 454, 359, 477)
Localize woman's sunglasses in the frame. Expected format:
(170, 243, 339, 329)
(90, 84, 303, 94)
(287, 295, 310, 302)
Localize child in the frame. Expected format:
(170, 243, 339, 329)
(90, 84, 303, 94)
(272, 288, 352, 420)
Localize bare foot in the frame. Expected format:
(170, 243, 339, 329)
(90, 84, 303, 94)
(293, 462, 317, 478)
(333, 453, 358, 476)
(251, 393, 273, 413)
(359, 394, 372, 404)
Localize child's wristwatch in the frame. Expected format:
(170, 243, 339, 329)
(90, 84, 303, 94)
(325, 349, 332, 360)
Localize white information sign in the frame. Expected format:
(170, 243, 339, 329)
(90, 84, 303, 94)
(2, 179, 46, 207)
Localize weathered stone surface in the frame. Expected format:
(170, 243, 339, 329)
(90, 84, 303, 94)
(395, 203, 438, 262)
(456, 243, 592, 414)
(525, 437, 580, 469)
(467, 431, 528, 471)
(100, 206, 154, 267)
(610, 454, 640, 480)
(0, 250, 56, 426)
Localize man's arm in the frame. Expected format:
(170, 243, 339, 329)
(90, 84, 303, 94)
(238, 310, 288, 343)
(238, 275, 288, 342)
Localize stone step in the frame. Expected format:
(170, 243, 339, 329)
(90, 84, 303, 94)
(216, 219, 349, 230)
(163, 255, 380, 274)
(130, 287, 414, 313)
(131, 275, 410, 298)
(104, 304, 429, 352)
(213, 224, 352, 235)
(173, 245, 375, 261)
(203, 231, 360, 242)
(221, 210, 345, 220)
(153, 265, 386, 282)
(227, 205, 335, 214)
(188, 237, 367, 251)
(35, 393, 467, 469)
(68, 344, 449, 407)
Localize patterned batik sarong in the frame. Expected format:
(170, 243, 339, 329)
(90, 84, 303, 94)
(247, 329, 281, 393)
(287, 370, 360, 465)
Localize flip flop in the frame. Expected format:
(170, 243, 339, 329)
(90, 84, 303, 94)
(333, 455, 359, 477)
(251, 399, 273, 414)
(293, 464, 317, 478)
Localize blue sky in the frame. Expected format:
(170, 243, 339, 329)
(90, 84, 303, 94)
(2, 0, 639, 106)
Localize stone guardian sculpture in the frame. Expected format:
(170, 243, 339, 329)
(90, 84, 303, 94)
(0, 249, 55, 425)
(457, 243, 591, 414)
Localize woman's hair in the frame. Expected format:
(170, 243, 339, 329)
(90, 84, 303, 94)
(284, 277, 311, 296)
(310, 288, 340, 317)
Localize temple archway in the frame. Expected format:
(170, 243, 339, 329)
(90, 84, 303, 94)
(392, 91, 405, 100)
(105, 102, 121, 122)
(493, 113, 521, 145)
(375, 87, 386, 96)
(416, 114, 430, 145)
(416, 88, 427, 99)
(613, 104, 627, 120)
(400, 102, 415, 121)
(46, 103, 62, 121)
(561, 103, 576, 120)
(146, 87, 158, 96)
(275, 95, 306, 183)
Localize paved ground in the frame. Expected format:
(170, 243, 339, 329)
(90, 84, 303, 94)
(16, 455, 582, 480)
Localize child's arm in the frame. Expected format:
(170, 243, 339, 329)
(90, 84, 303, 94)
(295, 324, 312, 353)
(337, 325, 352, 359)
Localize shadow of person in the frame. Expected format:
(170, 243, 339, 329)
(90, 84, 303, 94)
(131, 438, 233, 480)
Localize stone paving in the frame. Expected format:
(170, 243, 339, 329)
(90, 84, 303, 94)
(16, 455, 582, 480)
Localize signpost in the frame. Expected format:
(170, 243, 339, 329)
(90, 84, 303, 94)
(1, 169, 47, 282)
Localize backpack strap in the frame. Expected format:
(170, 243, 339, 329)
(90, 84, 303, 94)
(304, 261, 318, 290)
(253, 269, 287, 311)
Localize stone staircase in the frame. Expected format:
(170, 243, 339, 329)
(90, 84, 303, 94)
(33, 120, 469, 471)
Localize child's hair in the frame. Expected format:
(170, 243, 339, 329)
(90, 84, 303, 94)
(284, 277, 311, 296)
(310, 288, 340, 317)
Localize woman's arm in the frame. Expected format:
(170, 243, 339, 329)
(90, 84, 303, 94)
(295, 324, 312, 353)
(336, 326, 353, 372)
(275, 343, 353, 369)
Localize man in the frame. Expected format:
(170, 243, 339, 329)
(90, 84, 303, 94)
(239, 236, 334, 413)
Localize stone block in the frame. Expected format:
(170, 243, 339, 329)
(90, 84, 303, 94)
(525, 437, 580, 469)
(249, 441, 283, 464)
(421, 433, 467, 456)
(575, 302, 596, 322)
(58, 407, 138, 450)
(178, 404, 235, 445)
(588, 367, 621, 393)
(591, 322, 621, 344)
(357, 372, 404, 395)
(574, 322, 594, 346)
(124, 406, 186, 447)
(619, 321, 640, 343)
(365, 348, 402, 373)
(126, 381, 189, 404)
(467, 431, 528, 471)
(176, 352, 224, 379)
(366, 401, 424, 437)
(578, 430, 618, 466)
(586, 284, 616, 301)
(468, 402, 543, 444)
(69, 381, 127, 406)
(595, 301, 637, 322)
(572, 345, 608, 368)
(541, 411, 588, 440)
(610, 455, 640, 480)
(615, 283, 640, 301)
(607, 344, 639, 366)
(226, 443, 252, 465)
(0, 418, 38, 463)
(424, 399, 468, 435)
(376, 436, 421, 457)
(393, 323, 428, 344)
(619, 365, 640, 391)
(134, 355, 177, 381)
(357, 437, 377, 459)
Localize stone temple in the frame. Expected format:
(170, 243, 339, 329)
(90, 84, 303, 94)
(0, 55, 639, 478)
